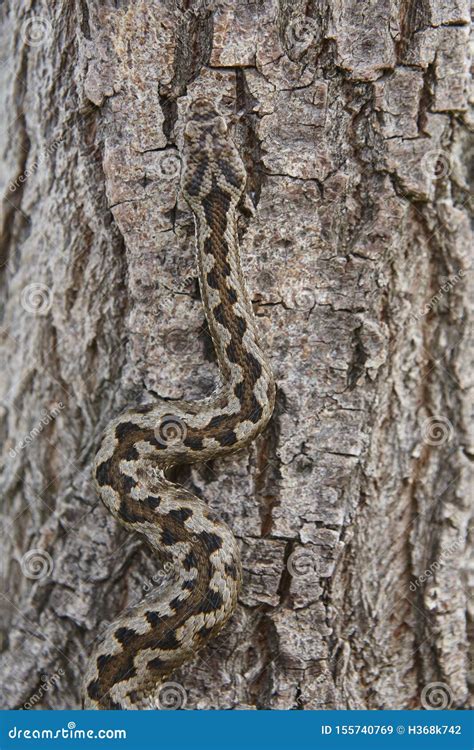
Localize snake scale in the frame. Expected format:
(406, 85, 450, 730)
(83, 98, 275, 709)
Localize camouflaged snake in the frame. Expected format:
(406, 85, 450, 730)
(83, 98, 275, 709)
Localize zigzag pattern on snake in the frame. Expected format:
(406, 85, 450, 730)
(83, 98, 275, 709)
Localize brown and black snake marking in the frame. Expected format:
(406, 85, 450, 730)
(83, 98, 275, 709)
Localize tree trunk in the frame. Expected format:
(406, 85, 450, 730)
(0, 0, 471, 711)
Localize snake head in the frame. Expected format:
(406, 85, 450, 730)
(181, 97, 247, 207)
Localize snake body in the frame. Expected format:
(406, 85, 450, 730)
(83, 98, 275, 709)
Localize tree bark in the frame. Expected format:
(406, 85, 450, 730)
(0, 0, 471, 710)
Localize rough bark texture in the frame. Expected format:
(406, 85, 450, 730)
(0, 0, 472, 711)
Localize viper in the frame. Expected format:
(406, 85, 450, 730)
(83, 98, 275, 709)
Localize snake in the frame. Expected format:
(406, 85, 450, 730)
(83, 98, 276, 709)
